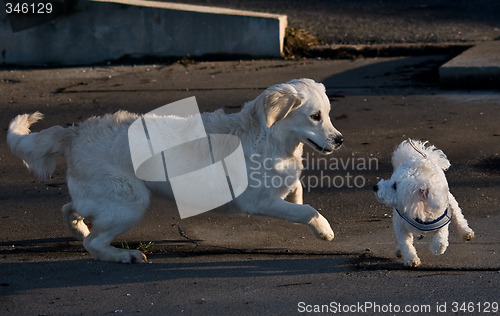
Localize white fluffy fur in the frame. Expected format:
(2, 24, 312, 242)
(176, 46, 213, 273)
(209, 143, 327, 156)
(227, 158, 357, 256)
(7, 78, 344, 263)
(374, 139, 474, 267)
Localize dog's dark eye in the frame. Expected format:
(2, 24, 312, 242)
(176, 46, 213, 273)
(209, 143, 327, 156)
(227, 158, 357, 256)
(392, 183, 397, 190)
(310, 111, 321, 121)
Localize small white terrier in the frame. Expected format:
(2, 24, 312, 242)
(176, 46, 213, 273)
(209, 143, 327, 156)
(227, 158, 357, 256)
(374, 139, 474, 267)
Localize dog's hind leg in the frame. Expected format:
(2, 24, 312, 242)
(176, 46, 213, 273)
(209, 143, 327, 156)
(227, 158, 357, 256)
(62, 202, 90, 241)
(448, 193, 474, 241)
(82, 204, 148, 263)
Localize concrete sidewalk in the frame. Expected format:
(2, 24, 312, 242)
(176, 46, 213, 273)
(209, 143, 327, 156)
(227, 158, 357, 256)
(1, 57, 499, 314)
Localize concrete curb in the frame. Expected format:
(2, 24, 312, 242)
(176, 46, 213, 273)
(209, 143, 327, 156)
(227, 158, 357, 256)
(0, 0, 287, 66)
(439, 41, 500, 89)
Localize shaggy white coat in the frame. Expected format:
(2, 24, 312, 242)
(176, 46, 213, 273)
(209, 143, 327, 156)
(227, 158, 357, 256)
(8, 78, 343, 263)
(374, 139, 474, 267)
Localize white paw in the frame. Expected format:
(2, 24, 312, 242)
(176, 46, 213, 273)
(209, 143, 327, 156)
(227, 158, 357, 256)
(462, 230, 474, 241)
(120, 250, 148, 264)
(309, 214, 334, 241)
(403, 256, 421, 268)
(89, 248, 148, 264)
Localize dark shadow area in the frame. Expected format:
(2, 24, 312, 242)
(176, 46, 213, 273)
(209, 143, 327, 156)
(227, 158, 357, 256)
(354, 255, 500, 272)
(473, 156, 500, 174)
(2, 249, 497, 296)
(0, 255, 354, 295)
(322, 55, 451, 95)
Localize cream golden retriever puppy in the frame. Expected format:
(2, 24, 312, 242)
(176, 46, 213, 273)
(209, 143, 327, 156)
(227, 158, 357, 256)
(8, 78, 343, 263)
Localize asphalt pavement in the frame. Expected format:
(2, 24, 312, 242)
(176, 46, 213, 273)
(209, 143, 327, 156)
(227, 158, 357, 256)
(1, 55, 499, 315)
(1, 1, 500, 314)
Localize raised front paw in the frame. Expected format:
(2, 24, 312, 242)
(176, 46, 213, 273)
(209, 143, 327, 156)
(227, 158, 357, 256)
(308, 214, 334, 241)
(462, 229, 475, 241)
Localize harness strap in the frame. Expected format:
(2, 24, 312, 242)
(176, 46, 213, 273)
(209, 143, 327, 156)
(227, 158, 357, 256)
(394, 207, 452, 231)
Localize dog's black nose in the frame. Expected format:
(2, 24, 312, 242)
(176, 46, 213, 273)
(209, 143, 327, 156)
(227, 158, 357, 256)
(335, 135, 344, 145)
(373, 185, 378, 192)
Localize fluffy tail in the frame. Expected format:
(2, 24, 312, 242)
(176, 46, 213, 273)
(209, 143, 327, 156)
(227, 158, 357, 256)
(7, 112, 73, 179)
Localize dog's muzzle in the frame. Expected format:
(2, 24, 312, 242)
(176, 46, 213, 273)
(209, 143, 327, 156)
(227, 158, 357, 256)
(307, 135, 343, 154)
(323, 134, 344, 152)
(333, 135, 344, 147)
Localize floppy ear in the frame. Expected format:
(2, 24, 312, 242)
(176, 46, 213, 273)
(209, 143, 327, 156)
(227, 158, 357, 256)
(263, 84, 303, 127)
